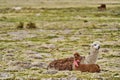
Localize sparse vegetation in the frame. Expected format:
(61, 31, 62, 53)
(26, 22, 37, 29)
(0, 0, 120, 80)
(17, 22, 24, 29)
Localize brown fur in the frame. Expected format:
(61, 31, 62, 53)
(73, 53, 100, 73)
(98, 4, 106, 11)
(47, 52, 84, 71)
(47, 57, 73, 70)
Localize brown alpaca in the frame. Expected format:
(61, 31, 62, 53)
(47, 52, 84, 71)
(73, 53, 100, 73)
(98, 4, 106, 11)
(47, 57, 73, 70)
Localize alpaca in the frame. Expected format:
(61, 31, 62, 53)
(47, 41, 100, 70)
(47, 52, 85, 71)
(73, 53, 100, 73)
(83, 41, 101, 64)
(98, 4, 106, 11)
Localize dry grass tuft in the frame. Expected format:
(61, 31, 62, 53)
(16, 22, 24, 29)
(26, 22, 37, 29)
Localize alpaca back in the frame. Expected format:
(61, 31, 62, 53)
(47, 57, 74, 70)
(74, 64, 100, 73)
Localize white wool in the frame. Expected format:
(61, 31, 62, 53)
(83, 41, 101, 64)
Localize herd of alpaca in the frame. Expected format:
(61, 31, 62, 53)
(47, 41, 101, 72)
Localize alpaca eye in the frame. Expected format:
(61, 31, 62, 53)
(94, 44, 97, 46)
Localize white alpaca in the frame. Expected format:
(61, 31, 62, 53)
(81, 41, 101, 64)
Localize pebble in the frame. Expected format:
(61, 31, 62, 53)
(29, 54, 43, 59)
(0, 72, 14, 80)
(41, 44, 56, 49)
(31, 62, 47, 69)
(42, 70, 58, 74)
(102, 49, 109, 53)
(4, 66, 21, 72)
(25, 50, 39, 54)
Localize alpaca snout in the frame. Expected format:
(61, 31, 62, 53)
(98, 46, 100, 50)
(94, 45, 100, 50)
(96, 45, 100, 50)
(74, 59, 80, 63)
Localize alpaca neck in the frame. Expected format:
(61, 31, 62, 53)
(86, 48, 99, 64)
(90, 49, 99, 56)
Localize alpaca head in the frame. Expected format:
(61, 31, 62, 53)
(74, 52, 81, 60)
(73, 53, 85, 67)
(91, 41, 101, 50)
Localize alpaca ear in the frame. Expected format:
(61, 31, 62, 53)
(90, 41, 101, 47)
(73, 52, 79, 56)
(93, 41, 101, 45)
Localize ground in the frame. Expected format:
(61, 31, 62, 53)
(0, 0, 120, 80)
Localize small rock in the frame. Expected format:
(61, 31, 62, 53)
(12, 6, 22, 11)
(49, 36, 65, 42)
(74, 31, 82, 35)
(25, 50, 38, 54)
(40, 53, 52, 58)
(6, 49, 15, 53)
(15, 76, 24, 80)
(7, 60, 17, 66)
(0, 72, 14, 80)
(8, 30, 36, 40)
(41, 44, 56, 49)
(102, 49, 109, 53)
(18, 62, 31, 69)
(61, 78, 68, 80)
(59, 48, 73, 52)
(69, 36, 79, 41)
(0, 54, 2, 60)
(54, 78, 61, 80)
(28, 77, 40, 80)
(31, 62, 47, 69)
(68, 77, 78, 80)
(4, 53, 14, 56)
(9, 61, 31, 69)
(42, 70, 58, 74)
(62, 30, 72, 35)
(0, 64, 2, 68)
(98, 24, 108, 26)
(2, 56, 15, 61)
(4, 66, 21, 72)
(44, 58, 54, 62)
(41, 78, 53, 80)
(30, 54, 43, 59)
(36, 13, 41, 16)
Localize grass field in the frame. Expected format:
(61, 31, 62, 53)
(0, 0, 120, 80)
